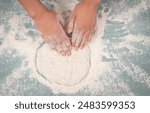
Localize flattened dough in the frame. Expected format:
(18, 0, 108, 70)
(35, 43, 91, 86)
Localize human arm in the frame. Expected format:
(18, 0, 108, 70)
(67, 0, 101, 49)
(19, 0, 71, 55)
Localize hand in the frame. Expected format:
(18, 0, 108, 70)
(34, 11, 71, 56)
(67, 1, 99, 49)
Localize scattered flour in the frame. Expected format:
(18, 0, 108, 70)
(0, 0, 150, 95)
(0, 0, 108, 94)
(32, 15, 107, 94)
(30, 0, 109, 93)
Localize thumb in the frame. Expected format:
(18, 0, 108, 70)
(56, 15, 65, 29)
(67, 13, 76, 34)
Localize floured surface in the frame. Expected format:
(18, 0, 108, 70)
(36, 44, 91, 86)
(0, 0, 150, 95)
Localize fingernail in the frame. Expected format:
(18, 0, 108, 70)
(60, 51, 66, 56)
(74, 47, 78, 51)
(67, 51, 71, 56)
(80, 45, 84, 49)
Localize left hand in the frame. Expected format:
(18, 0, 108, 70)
(67, 1, 99, 49)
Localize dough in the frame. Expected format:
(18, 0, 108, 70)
(35, 43, 91, 86)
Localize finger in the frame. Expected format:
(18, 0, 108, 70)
(87, 33, 92, 43)
(74, 31, 84, 49)
(66, 51, 71, 56)
(72, 29, 80, 47)
(64, 36, 72, 50)
(59, 44, 67, 56)
(52, 34, 63, 45)
(54, 33, 70, 55)
(46, 35, 62, 53)
(46, 39, 55, 50)
(60, 42, 70, 56)
(79, 31, 91, 49)
(67, 14, 76, 34)
(60, 41, 72, 56)
(52, 41, 65, 54)
(56, 18, 72, 50)
(56, 45, 63, 53)
(58, 27, 72, 50)
(57, 15, 65, 29)
(55, 34, 67, 52)
(48, 42, 55, 50)
(47, 37, 58, 51)
(68, 19, 74, 34)
(88, 28, 95, 43)
(71, 22, 80, 46)
(87, 30, 94, 43)
(42, 35, 50, 44)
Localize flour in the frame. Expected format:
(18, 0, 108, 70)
(29, 0, 108, 93)
(0, 0, 107, 94)
(36, 44, 91, 86)
(0, 0, 150, 95)
(0, 1, 127, 94)
(32, 15, 107, 93)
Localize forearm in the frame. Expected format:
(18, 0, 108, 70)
(81, 0, 101, 5)
(18, 0, 48, 19)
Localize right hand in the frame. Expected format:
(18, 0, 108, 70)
(34, 11, 72, 56)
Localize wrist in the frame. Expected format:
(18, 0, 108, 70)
(33, 10, 55, 24)
(31, 8, 47, 20)
(29, 4, 49, 20)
